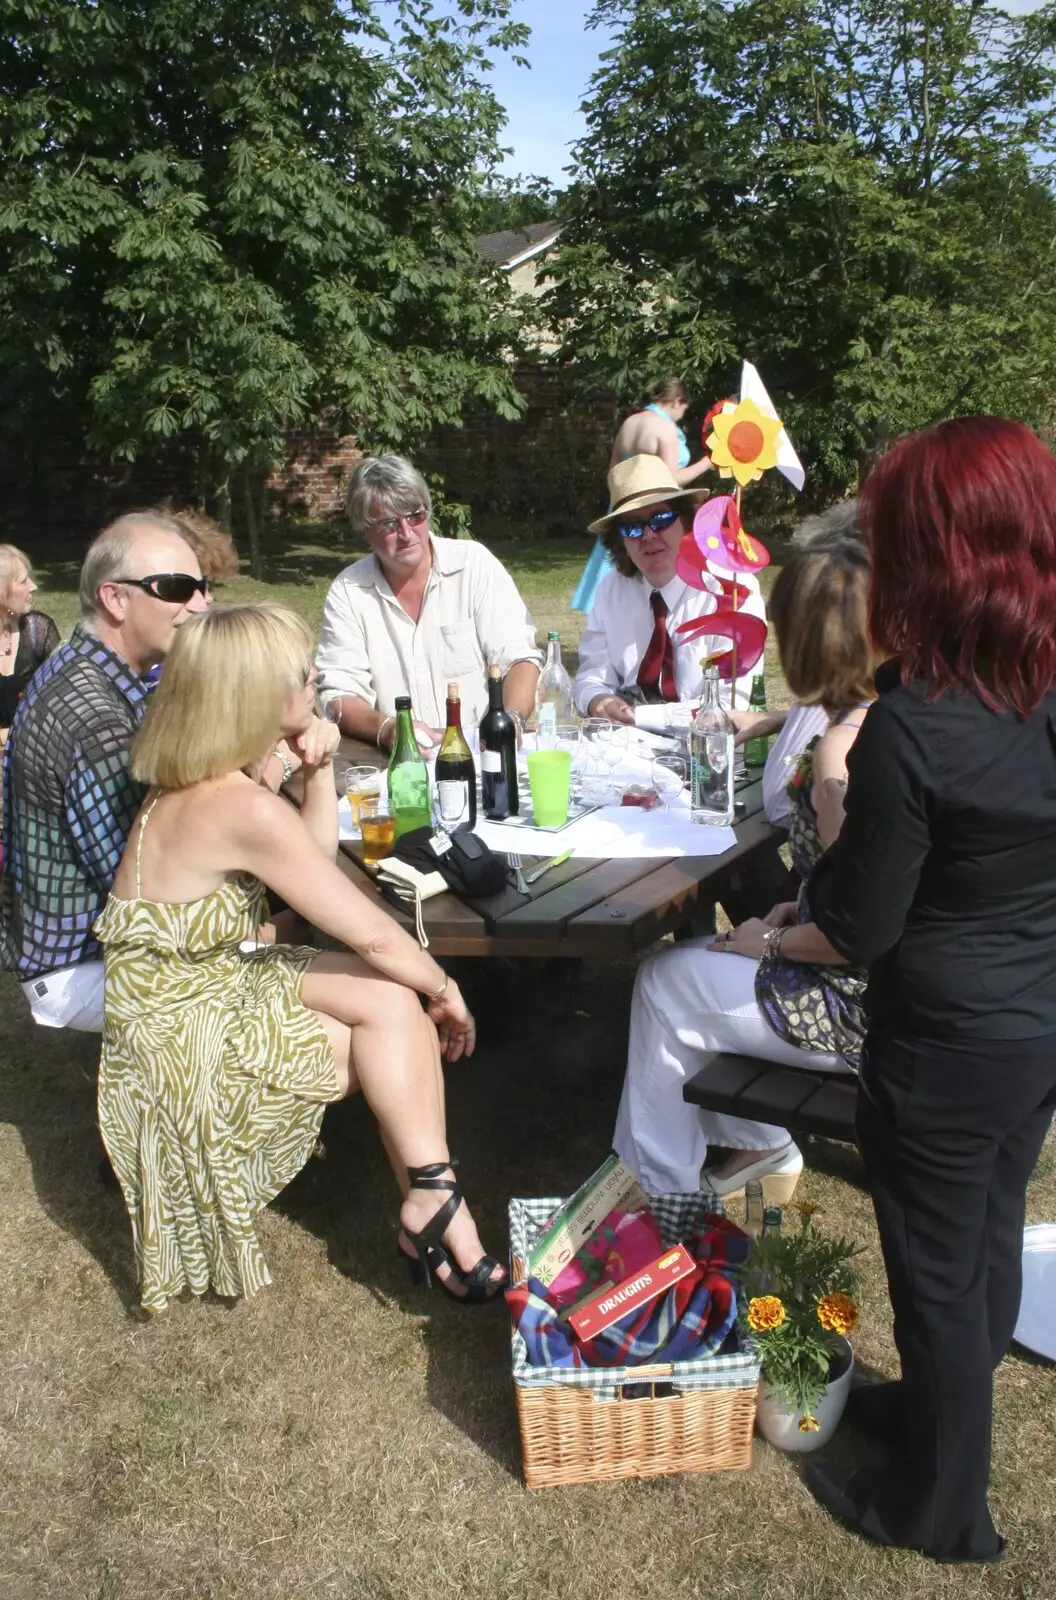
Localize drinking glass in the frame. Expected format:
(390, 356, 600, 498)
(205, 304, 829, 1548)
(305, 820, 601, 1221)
(580, 718, 616, 804)
(344, 764, 382, 831)
(596, 721, 629, 800)
(652, 750, 690, 812)
(550, 723, 584, 799)
(359, 796, 397, 865)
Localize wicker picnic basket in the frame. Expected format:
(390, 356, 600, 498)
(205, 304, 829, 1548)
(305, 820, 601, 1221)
(509, 1192, 760, 1490)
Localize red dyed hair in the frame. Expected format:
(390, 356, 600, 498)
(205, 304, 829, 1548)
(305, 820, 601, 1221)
(862, 416, 1056, 717)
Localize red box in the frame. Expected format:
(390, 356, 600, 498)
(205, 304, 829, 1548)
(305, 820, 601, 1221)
(567, 1243, 696, 1341)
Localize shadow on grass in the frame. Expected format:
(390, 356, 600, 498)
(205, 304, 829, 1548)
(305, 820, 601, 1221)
(270, 958, 634, 1471)
(0, 986, 143, 1313)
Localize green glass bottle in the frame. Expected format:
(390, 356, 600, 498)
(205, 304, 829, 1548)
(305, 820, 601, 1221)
(387, 696, 432, 838)
(743, 675, 769, 768)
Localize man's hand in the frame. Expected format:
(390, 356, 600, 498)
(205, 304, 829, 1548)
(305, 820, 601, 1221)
(586, 694, 635, 726)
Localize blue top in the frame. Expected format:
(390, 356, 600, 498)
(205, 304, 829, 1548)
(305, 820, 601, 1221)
(645, 403, 691, 468)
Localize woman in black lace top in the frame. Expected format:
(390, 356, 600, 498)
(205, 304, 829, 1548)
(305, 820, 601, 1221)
(0, 545, 61, 738)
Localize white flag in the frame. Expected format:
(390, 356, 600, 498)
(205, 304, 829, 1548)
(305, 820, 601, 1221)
(740, 360, 805, 492)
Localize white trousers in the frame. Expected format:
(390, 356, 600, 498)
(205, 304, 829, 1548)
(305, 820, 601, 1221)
(613, 938, 852, 1195)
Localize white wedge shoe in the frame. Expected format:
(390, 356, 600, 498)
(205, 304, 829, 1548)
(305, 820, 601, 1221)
(701, 1141, 804, 1205)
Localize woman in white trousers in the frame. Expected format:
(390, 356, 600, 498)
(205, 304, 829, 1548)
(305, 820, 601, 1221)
(614, 532, 874, 1201)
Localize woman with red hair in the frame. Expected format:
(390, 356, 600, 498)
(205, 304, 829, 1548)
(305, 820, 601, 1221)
(806, 416, 1056, 1563)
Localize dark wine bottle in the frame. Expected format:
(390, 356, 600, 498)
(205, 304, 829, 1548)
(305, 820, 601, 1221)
(478, 665, 519, 820)
(435, 681, 477, 833)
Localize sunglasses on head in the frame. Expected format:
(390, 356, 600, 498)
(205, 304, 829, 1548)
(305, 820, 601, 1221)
(112, 573, 211, 603)
(614, 507, 680, 541)
(367, 507, 429, 538)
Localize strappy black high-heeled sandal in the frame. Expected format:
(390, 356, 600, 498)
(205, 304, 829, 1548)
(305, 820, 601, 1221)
(399, 1161, 506, 1305)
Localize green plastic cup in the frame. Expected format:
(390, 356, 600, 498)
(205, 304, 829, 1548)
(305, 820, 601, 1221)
(527, 748, 572, 827)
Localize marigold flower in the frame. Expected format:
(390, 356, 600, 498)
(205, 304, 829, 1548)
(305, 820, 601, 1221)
(747, 1294, 787, 1332)
(799, 1413, 821, 1432)
(817, 1291, 858, 1335)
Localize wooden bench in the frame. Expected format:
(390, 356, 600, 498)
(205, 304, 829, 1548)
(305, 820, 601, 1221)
(682, 1052, 858, 1142)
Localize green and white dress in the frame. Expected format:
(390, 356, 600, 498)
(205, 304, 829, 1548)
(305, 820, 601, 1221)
(94, 800, 340, 1312)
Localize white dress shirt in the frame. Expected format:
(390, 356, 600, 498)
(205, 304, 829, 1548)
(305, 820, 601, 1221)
(315, 537, 543, 730)
(573, 568, 767, 714)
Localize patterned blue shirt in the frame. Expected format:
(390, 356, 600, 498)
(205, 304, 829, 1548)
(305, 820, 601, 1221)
(1, 623, 152, 979)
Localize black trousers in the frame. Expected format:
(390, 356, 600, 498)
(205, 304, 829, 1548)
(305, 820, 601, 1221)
(852, 1030, 1056, 1560)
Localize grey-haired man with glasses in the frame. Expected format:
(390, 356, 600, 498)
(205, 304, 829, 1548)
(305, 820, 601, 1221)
(316, 456, 543, 750)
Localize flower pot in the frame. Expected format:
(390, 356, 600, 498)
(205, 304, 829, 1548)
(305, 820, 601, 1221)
(755, 1336, 854, 1452)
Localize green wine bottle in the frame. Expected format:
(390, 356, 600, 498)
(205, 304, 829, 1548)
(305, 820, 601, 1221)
(387, 696, 432, 838)
(743, 675, 769, 768)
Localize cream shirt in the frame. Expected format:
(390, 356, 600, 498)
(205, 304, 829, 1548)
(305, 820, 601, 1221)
(315, 537, 544, 730)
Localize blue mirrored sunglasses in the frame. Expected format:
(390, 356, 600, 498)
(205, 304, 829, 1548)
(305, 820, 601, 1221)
(614, 507, 680, 541)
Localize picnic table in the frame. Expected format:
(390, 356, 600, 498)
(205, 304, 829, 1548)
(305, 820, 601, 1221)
(287, 738, 792, 959)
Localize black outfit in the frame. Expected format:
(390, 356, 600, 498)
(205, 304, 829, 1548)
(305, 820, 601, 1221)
(809, 660, 1056, 1563)
(0, 610, 60, 728)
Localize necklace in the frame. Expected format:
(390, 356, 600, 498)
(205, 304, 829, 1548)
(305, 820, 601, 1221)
(1, 615, 16, 657)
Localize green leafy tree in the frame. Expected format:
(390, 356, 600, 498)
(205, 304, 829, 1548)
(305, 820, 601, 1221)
(547, 0, 1056, 493)
(0, 0, 528, 568)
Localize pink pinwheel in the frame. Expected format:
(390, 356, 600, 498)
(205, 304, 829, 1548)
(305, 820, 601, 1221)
(676, 608, 768, 682)
(692, 495, 770, 576)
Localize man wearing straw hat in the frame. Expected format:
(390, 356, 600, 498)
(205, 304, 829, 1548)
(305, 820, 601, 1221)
(573, 455, 745, 722)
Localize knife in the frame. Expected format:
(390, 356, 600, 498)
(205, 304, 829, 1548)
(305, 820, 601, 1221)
(523, 849, 572, 886)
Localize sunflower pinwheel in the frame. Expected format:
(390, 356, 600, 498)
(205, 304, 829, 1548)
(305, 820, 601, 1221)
(708, 396, 785, 487)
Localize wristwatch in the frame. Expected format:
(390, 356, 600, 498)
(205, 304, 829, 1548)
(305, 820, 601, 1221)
(272, 747, 294, 786)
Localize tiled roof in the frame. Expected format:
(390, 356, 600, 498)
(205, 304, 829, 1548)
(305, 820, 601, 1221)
(474, 221, 563, 266)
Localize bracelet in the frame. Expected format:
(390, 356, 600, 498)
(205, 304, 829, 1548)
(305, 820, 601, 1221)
(272, 747, 294, 786)
(376, 715, 395, 749)
(430, 974, 449, 1003)
(761, 926, 787, 963)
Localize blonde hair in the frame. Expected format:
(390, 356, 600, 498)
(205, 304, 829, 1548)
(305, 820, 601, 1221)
(0, 544, 33, 611)
(132, 603, 313, 788)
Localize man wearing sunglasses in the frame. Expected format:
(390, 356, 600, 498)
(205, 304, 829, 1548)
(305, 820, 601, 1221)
(1, 512, 210, 1031)
(573, 455, 732, 723)
(316, 455, 542, 748)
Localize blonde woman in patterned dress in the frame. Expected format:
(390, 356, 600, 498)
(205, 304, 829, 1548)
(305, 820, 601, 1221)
(95, 603, 504, 1312)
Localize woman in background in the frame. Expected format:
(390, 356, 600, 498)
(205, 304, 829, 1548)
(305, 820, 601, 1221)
(807, 417, 1056, 1563)
(573, 376, 714, 614)
(0, 544, 60, 741)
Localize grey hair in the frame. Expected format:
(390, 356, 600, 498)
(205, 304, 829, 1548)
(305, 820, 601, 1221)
(79, 511, 188, 620)
(792, 497, 861, 549)
(345, 455, 432, 537)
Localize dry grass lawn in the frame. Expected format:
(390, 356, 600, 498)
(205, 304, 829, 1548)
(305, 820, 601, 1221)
(3, 530, 1055, 1598)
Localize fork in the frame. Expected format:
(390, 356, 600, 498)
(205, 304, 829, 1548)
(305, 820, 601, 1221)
(506, 851, 528, 894)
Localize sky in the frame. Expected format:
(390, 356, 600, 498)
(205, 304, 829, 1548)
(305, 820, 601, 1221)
(481, 0, 614, 185)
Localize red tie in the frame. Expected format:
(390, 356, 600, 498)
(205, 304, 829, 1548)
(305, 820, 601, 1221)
(638, 590, 678, 703)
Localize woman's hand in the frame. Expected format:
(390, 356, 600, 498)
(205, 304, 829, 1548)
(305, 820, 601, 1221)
(764, 901, 799, 929)
(427, 979, 477, 1062)
(587, 693, 635, 726)
(709, 917, 769, 959)
(294, 716, 341, 778)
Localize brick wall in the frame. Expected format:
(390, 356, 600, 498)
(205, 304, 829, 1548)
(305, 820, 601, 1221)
(265, 429, 361, 521)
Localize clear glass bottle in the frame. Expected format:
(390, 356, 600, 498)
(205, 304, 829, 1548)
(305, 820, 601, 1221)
(743, 675, 769, 768)
(744, 1178, 765, 1238)
(435, 681, 476, 833)
(535, 631, 575, 742)
(760, 1206, 783, 1240)
(690, 665, 735, 825)
(387, 696, 432, 838)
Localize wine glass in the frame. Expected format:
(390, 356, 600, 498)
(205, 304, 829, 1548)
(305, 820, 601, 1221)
(652, 750, 690, 813)
(596, 721, 629, 801)
(579, 718, 614, 804)
(550, 723, 584, 801)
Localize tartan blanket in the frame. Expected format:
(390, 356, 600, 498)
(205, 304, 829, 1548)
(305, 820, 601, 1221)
(506, 1213, 751, 1369)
